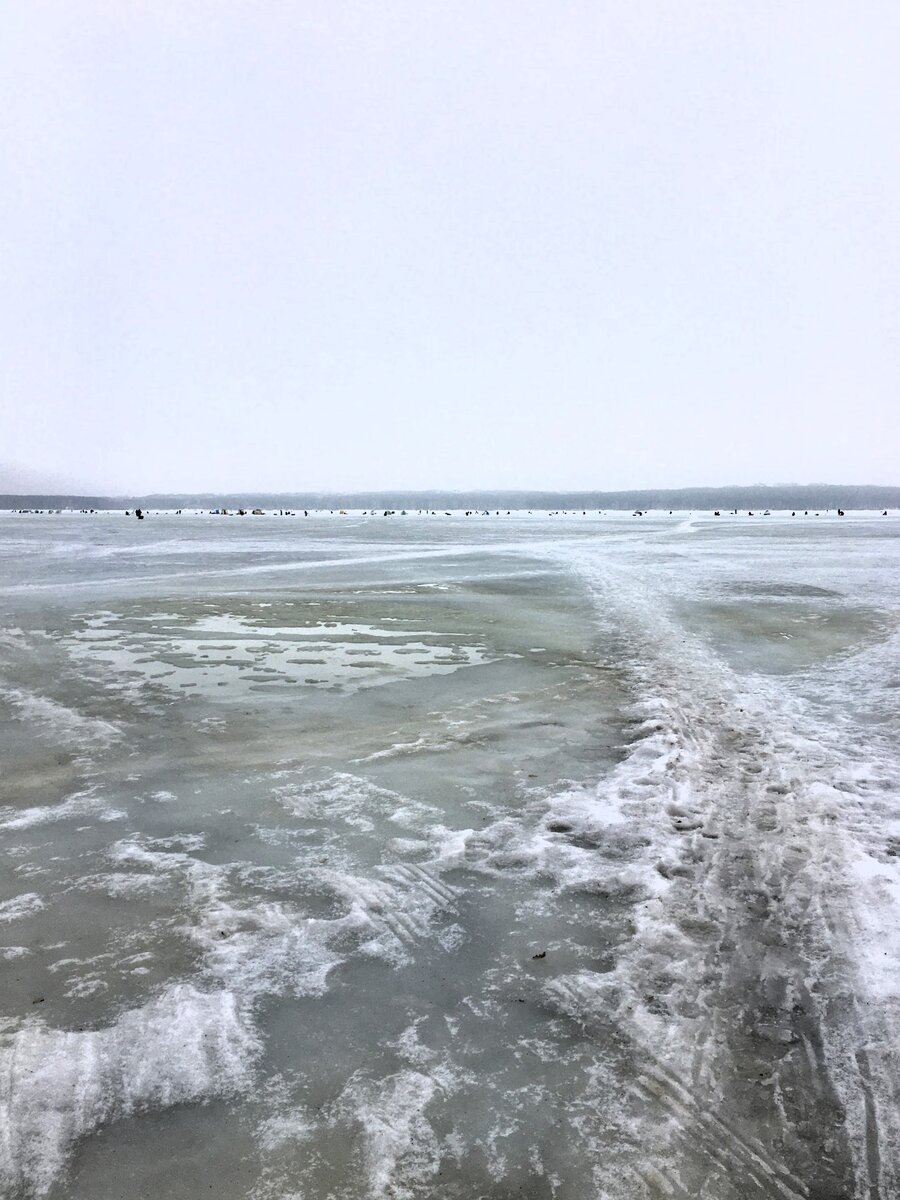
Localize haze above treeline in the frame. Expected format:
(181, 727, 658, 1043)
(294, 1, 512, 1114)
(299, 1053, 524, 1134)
(3, 485, 899, 512)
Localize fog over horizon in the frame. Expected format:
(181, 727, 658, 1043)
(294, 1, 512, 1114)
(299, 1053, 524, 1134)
(2, 462, 898, 501)
(3, 3, 899, 492)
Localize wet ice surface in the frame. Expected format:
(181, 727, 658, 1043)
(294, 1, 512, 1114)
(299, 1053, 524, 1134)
(69, 611, 489, 696)
(1, 512, 899, 1199)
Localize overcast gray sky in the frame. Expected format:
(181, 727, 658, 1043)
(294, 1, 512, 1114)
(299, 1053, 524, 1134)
(2, 2, 898, 493)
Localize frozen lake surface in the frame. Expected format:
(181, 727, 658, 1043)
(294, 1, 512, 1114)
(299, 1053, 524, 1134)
(1, 510, 899, 1199)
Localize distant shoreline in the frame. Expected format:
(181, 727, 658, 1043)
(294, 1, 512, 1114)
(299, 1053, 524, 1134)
(2, 484, 900, 513)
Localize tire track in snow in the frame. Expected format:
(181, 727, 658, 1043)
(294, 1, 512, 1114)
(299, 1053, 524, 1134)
(547, 545, 900, 1198)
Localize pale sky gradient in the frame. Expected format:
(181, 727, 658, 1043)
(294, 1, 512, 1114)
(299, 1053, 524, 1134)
(2, 2, 899, 493)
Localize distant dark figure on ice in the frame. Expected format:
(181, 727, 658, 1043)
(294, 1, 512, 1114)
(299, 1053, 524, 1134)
(135, 508, 144, 520)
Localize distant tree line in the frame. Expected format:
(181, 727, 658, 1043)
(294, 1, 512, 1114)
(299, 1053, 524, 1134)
(3, 484, 900, 512)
